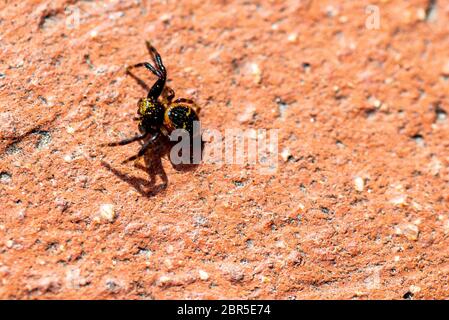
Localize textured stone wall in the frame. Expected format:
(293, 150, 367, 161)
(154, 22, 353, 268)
(0, 0, 448, 299)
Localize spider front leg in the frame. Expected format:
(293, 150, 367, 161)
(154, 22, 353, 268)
(145, 41, 166, 75)
(101, 132, 148, 147)
(126, 62, 166, 100)
(122, 132, 160, 163)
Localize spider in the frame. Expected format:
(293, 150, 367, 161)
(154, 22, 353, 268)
(104, 41, 200, 163)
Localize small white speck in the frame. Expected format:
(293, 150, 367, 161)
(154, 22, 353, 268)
(409, 285, 421, 294)
(390, 195, 407, 207)
(159, 275, 171, 284)
(368, 96, 382, 108)
(159, 13, 172, 22)
(6, 240, 14, 248)
(90, 30, 98, 38)
(281, 148, 292, 162)
(354, 176, 365, 192)
(98, 204, 116, 222)
(199, 270, 209, 281)
(339, 16, 348, 23)
(417, 8, 426, 21)
(287, 33, 298, 42)
(66, 126, 75, 134)
(108, 12, 124, 20)
(248, 63, 262, 84)
(185, 88, 196, 96)
(385, 77, 394, 85)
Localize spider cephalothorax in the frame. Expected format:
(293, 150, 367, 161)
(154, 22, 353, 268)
(104, 41, 200, 163)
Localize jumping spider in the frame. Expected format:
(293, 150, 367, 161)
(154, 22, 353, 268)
(104, 41, 200, 163)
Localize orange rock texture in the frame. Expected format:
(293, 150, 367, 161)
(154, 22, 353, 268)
(1, 0, 449, 299)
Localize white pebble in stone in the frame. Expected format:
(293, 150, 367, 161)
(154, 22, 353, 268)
(66, 126, 75, 134)
(354, 176, 364, 192)
(287, 33, 298, 42)
(6, 240, 14, 248)
(248, 63, 262, 84)
(280, 148, 292, 162)
(390, 195, 407, 207)
(199, 270, 209, 281)
(409, 285, 421, 294)
(158, 275, 172, 285)
(90, 30, 98, 38)
(99, 204, 116, 222)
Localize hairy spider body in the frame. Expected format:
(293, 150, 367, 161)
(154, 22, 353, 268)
(138, 98, 165, 127)
(164, 104, 199, 135)
(104, 41, 200, 163)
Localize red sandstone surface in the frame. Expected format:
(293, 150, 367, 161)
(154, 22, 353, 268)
(0, 0, 448, 299)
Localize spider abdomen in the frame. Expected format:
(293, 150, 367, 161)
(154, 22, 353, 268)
(164, 104, 199, 136)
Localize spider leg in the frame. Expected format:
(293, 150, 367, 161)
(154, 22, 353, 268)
(161, 86, 175, 104)
(127, 62, 162, 78)
(121, 132, 160, 163)
(145, 41, 166, 76)
(143, 42, 168, 100)
(173, 98, 195, 104)
(126, 62, 165, 100)
(126, 42, 168, 104)
(101, 132, 148, 147)
(147, 76, 166, 100)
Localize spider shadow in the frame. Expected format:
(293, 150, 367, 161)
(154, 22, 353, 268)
(101, 136, 202, 198)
